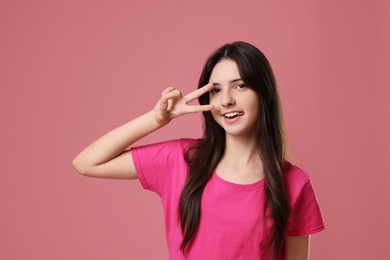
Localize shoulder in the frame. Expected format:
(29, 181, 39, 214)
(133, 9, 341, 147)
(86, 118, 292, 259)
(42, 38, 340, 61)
(133, 138, 199, 152)
(283, 161, 312, 200)
(178, 138, 200, 149)
(130, 138, 199, 172)
(131, 138, 199, 194)
(283, 161, 310, 186)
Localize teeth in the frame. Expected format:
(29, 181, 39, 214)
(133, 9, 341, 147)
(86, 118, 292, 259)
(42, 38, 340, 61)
(224, 112, 239, 118)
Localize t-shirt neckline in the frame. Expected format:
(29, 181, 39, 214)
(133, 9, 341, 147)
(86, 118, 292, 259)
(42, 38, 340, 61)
(212, 171, 265, 190)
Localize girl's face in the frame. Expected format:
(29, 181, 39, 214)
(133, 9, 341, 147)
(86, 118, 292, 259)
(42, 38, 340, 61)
(208, 59, 259, 138)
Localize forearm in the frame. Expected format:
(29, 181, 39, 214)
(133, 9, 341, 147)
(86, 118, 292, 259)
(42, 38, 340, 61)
(72, 110, 161, 174)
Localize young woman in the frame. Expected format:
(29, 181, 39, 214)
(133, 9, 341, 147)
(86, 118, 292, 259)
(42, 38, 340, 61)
(73, 41, 324, 259)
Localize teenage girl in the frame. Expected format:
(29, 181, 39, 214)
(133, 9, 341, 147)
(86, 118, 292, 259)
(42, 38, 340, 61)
(73, 41, 324, 260)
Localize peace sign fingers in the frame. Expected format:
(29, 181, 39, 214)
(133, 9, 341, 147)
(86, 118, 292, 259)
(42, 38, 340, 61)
(181, 83, 214, 113)
(154, 84, 214, 126)
(184, 104, 214, 113)
(183, 83, 214, 104)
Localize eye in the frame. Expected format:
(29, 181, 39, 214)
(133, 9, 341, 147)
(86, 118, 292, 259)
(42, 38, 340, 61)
(210, 87, 221, 95)
(234, 83, 247, 90)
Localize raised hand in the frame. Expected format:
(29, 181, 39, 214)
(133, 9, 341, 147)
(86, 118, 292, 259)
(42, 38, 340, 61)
(154, 83, 215, 126)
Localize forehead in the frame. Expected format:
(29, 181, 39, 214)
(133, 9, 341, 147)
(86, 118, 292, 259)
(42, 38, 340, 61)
(209, 59, 241, 84)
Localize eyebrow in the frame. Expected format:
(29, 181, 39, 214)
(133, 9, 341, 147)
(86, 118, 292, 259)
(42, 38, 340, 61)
(211, 78, 243, 86)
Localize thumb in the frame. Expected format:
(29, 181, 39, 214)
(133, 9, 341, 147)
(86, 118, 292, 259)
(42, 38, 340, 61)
(159, 97, 168, 111)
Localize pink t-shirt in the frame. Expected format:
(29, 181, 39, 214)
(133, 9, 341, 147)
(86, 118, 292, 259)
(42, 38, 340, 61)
(131, 139, 324, 259)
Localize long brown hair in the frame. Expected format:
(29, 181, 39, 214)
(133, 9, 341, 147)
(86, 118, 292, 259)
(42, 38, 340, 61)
(178, 41, 289, 258)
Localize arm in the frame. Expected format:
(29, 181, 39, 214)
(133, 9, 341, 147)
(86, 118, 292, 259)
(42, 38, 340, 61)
(284, 235, 310, 260)
(72, 84, 214, 179)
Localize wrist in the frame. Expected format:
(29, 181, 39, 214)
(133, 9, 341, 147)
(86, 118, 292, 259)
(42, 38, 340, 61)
(148, 110, 169, 129)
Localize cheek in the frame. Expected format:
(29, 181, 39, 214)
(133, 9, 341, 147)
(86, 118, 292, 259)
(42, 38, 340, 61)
(209, 107, 222, 125)
(247, 94, 259, 111)
(244, 97, 259, 121)
(209, 97, 221, 113)
(210, 109, 219, 121)
(250, 103, 259, 119)
(209, 95, 217, 106)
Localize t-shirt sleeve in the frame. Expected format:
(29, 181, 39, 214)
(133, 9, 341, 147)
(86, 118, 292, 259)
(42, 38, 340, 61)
(130, 139, 192, 197)
(285, 178, 325, 236)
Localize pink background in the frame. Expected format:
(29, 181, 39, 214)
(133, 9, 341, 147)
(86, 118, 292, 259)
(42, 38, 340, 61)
(1, 0, 389, 259)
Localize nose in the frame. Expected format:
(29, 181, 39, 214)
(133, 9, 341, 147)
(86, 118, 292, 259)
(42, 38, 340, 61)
(221, 89, 235, 107)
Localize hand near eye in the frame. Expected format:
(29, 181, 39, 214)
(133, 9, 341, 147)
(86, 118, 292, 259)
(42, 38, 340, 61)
(154, 83, 214, 126)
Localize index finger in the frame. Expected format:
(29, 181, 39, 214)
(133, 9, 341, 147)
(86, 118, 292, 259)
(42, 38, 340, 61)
(183, 83, 214, 103)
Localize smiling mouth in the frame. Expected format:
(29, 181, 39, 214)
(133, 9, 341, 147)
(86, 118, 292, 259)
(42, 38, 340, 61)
(223, 111, 244, 119)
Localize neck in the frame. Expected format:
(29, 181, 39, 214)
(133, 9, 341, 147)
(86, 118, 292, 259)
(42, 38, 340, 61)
(223, 134, 262, 167)
(216, 134, 264, 183)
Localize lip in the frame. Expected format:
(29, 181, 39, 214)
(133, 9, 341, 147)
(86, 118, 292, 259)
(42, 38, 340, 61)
(221, 111, 244, 123)
(221, 111, 244, 117)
